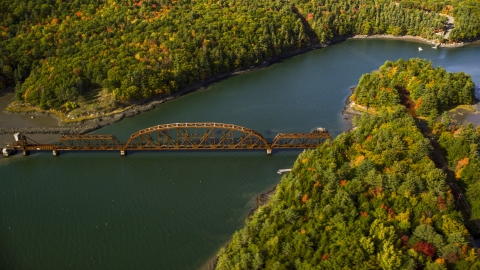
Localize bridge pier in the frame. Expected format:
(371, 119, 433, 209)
(120, 150, 126, 156)
(53, 150, 58, 156)
(23, 150, 29, 156)
(266, 148, 272, 155)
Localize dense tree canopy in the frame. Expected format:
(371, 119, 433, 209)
(293, 0, 447, 43)
(0, 0, 479, 112)
(216, 62, 479, 268)
(1, 0, 309, 110)
(436, 121, 480, 222)
(352, 58, 475, 117)
(217, 105, 480, 269)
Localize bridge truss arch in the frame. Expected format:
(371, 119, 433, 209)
(123, 123, 271, 151)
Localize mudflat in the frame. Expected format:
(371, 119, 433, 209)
(0, 91, 61, 145)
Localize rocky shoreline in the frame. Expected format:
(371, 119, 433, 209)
(248, 185, 277, 219)
(341, 86, 364, 123)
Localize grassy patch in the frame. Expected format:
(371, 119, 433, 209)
(449, 104, 477, 113)
(351, 103, 378, 114)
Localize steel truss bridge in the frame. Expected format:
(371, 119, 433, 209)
(7, 123, 331, 156)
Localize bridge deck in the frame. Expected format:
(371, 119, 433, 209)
(7, 123, 331, 156)
(24, 144, 56, 151)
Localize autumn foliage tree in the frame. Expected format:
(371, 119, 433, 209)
(216, 59, 480, 269)
(352, 58, 475, 117)
(216, 104, 480, 269)
(1, 0, 479, 111)
(413, 242, 436, 257)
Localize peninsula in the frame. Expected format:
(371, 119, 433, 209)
(1, 0, 479, 130)
(216, 58, 480, 269)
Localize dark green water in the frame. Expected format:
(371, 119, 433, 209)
(1, 39, 479, 269)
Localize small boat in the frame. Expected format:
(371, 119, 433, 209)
(418, 47, 423, 51)
(311, 127, 328, 134)
(277, 169, 292, 174)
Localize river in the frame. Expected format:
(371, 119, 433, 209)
(0, 39, 479, 270)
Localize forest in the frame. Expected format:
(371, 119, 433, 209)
(0, 0, 479, 115)
(435, 119, 480, 226)
(2, 1, 479, 268)
(351, 58, 475, 118)
(215, 61, 479, 269)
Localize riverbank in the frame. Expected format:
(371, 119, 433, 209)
(1, 34, 475, 141)
(201, 184, 278, 270)
(350, 34, 467, 47)
(0, 45, 324, 140)
(341, 86, 378, 123)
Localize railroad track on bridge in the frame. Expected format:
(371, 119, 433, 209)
(2, 123, 331, 156)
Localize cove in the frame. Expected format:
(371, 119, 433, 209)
(0, 39, 479, 270)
